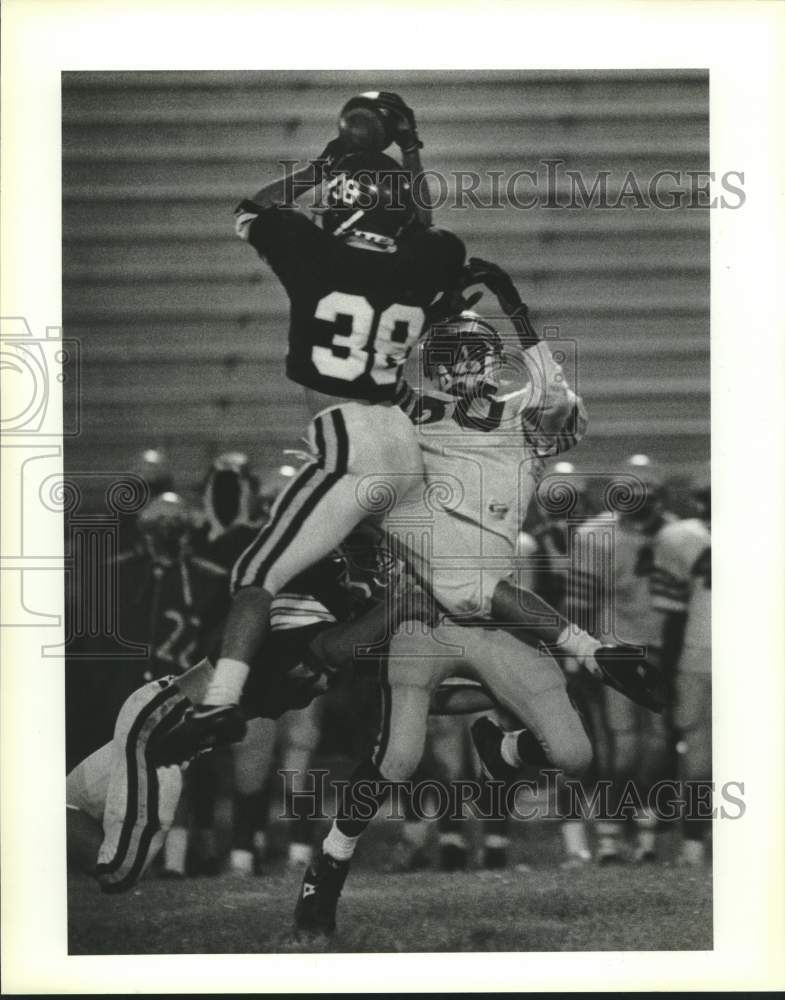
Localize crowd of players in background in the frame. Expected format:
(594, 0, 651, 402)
(65, 440, 711, 880)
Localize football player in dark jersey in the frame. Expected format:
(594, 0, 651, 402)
(67, 528, 428, 893)
(161, 93, 466, 763)
(161, 453, 267, 877)
(65, 490, 230, 769)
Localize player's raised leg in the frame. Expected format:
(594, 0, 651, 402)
(159, 402, 425, 765)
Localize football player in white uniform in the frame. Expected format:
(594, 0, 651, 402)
(651, 474, 711, 864)
(391, 258, 589, 636)
(569, 458, 675, 862)
(293, 264, 647, 936)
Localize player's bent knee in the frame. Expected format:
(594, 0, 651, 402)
(550, 729, 593, 777)
(378, 745, 422, 783)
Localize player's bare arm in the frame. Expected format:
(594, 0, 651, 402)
(308, 581, 434, 674)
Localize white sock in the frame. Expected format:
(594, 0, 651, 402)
(288, 842, 314, 865)
(438, 831, 467, 849)
(562, 819, 590, 857)
(484, 833, 510, 850)
(403, 820, 429, 849)
(229, 848, 253, 873)
(500, 731, 523, 768)
(163, 826, 188, 874)
(322, 823, 360, 862)
(204, 658, 250, 705)
(636, 808, 658, 852)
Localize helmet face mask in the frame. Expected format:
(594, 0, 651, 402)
(138, 492, 198, 563)
(422, 312, 504, 400)
(337, 523, 400, 596)
(202, 452, 255, 537)
(318, 151, 416, 239)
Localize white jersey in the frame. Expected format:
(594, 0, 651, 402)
(651, 517, 711, 674)
(391, 340, 587, 617)
(571, 512, 675, 648)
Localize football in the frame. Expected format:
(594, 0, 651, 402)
(338, 95, 394, 152)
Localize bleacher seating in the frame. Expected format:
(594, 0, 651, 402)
(63, 70, 709, 499)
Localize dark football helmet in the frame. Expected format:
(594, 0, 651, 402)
(138, 491, 200, 563)
(422, 310, 504, 399)
(319, 150, 416, 239)
(202, 451, 257, 539)
(338, 522, 400, 598)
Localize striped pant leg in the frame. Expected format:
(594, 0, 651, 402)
(231, 404, 423, 596)
(231, 407, 353, 595)
(95, 682, 188, 893)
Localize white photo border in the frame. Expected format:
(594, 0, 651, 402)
(2, 0, 784, 992)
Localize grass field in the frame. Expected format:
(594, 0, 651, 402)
(68, 820, 712, 955)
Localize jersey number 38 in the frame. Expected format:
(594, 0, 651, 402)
(312, 291, 425, 386)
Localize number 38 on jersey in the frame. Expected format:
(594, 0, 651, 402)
(312, 291, 425, 387)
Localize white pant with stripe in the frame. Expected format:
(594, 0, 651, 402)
(373, 622, 593, 783)
(67, 679, 187, 892)
(231, 401, 424, 595)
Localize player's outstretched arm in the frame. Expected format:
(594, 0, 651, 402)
(308, 584, 435, 675)
(372, 91, 432, 228)
(491, 576, 602, 676)
(246, 137, 346, 209)
(461, 257, 587, 449)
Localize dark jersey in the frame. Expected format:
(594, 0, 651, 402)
(115, 551, 229, 680)
(65, 549, 229, 767)
(235, 202, 465, 401)
(243, 551, 373, 719)
(532, 520, 570, 613)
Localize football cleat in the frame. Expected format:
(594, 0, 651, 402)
(482, 846, 508, 871)
(294, 850, 351, 937)
(632, 845, 658, 864)
(158, 867, 186, 880)
(593, 645, 668, 714)
(470, 717, 520, 783)
(560, 850, 592, 870)
(154, 703, 247, 766)
(228, 848, 254, 877)
(596, 837, 627, 866)
(287, 842, 315, 869)
(384, 841, 431, 873)
(677, 839, 707, 866)
(439, 840, 469, 872)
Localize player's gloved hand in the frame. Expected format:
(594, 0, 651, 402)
(553, 625, 603, 677)
(464, 257, 523, 313)
(311, 136, 347, 176)
(427, 286, 484, 324)
(373, 91, 423, 152)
